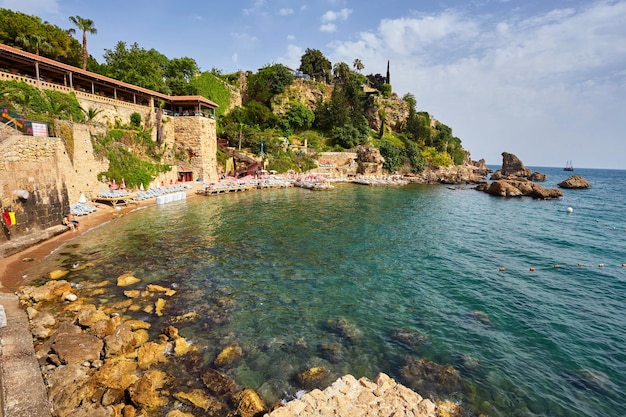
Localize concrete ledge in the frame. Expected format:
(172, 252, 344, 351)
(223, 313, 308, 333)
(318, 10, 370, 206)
(0, 225, 69, 259)
(0, 293, 52, 417)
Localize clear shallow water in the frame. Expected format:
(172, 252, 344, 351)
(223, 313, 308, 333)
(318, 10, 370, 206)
(27, 167, 626, 416)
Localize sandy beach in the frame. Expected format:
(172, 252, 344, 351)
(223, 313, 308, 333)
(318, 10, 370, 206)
(0, 187, 201, 292)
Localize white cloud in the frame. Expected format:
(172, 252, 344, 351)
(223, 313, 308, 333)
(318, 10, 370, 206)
(321, 8, 352, 22)
(230, 32, 258, 42)
(320, 23, 337, 33)
(278, 8, 294, 16)
(328, 1, 626, 168)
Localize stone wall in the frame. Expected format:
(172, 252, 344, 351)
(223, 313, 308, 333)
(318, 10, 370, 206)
(0, 133, 71, 243)
(50, 121, 110, 203)
(0, 109, 218, 247)
(172, 116, 218, 183)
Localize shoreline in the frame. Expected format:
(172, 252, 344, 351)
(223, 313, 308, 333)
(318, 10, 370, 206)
(0, 185, 203, 293)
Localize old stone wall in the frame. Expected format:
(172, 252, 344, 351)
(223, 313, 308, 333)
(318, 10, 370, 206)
(50, 121, 110, 203)
(76, 94, 157, 142)
(0, 133, 70, 243)
(172, 116, 218, 183)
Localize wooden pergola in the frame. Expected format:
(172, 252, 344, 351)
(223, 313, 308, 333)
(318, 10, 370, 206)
(0, 43, 217, 117)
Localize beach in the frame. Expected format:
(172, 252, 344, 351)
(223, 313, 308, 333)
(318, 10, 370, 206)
(0, 185, 202, 292)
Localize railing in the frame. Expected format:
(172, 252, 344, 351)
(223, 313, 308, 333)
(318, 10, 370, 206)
(0, 70, 148, 111)
(0, 70, 216, 118)
(163, 109, 215, 119)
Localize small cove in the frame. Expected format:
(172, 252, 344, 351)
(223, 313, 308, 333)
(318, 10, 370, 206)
(25, 168, 626, 416)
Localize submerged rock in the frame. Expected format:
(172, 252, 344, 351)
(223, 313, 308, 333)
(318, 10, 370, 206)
(390, 328, 428, 351)
(400, 357, 463, 396)
(214, 344, 243, 368)
(201, 368, 237, 396)
(116, 272, 141, 287)
(469, 310, 492, 326)
(326, 317, 363, 343)
(297, 366, 335, 390)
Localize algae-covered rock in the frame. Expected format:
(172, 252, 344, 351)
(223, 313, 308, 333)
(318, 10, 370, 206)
(128, 370, 169, 409)
(201, 368, 237, 396)
(49, 269, 69, 280)
(232, 388, 267, 417)
(116, 273, 141, 287)
(214, 344, 243, 368)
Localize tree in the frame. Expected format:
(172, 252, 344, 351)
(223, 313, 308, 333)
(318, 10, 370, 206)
(353, 58, 364, 73)
(282, 101, 314, 134)
(0, 9, 82, 65)
(246, 64, 294, 105)
(332, 62, 351, 84)
(102, 42, 169, 93)
(299, 48, 331, 82)
(366, 73, 387, 91)
(15, 33, 51, 55)
(331, 124, 365, 149)
(69, 15, 97, 70)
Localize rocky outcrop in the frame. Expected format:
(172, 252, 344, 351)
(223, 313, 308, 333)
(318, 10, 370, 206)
(476, 180, 563, 199)
(365, 95, 410, 133)
(490, 152, 546, 182)
(15, 276, 268, 417)
(356, 146, 384, 176)
(558, 175, 591, 189)
(268, 373, 437, 417)
(406, 163, 488, 184)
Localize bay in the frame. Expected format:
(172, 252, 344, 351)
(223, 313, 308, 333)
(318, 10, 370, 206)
(28, 167, 626, 416)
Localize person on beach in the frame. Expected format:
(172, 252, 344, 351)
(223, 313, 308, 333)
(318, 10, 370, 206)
(63, 213, 79, 232)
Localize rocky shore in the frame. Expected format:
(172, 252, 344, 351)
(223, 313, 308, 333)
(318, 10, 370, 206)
(11, 272, 463, 417)
(0, 182, 475, 417)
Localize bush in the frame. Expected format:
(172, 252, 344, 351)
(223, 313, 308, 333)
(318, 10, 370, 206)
(130, 112, 142, 128)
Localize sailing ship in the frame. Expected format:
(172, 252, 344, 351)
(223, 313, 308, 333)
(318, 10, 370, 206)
(563, 160, 574, 171)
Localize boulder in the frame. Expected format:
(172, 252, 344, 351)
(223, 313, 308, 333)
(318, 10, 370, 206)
(174, 389, 228, 413)
(558, 175, 591, 189)
(231, 388, 267, 417)
(95, 358, 138, 390)
(297, 366, 334, 390)
(128, 370, 169, 410)
(500, 152, 532, 177)
(18, 280, 72, 303)
(53, 333, 103, 364)
(490, 152, 546, 182)
(528, 171, 547, 182)
(214, 344, 242, 368)
(484, 180, 562, 199)
(201, 368, 237, 396)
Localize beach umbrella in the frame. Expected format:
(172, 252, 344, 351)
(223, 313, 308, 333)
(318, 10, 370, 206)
(140, 183, 144, 191)
(120, 178, 126, 189)
(78, 193, 87, 204)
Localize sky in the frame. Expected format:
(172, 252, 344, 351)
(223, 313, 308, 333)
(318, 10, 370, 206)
(2, 0, 626, 169)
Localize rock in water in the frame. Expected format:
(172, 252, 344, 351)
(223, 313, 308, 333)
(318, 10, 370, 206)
(500, 152, 532, 177)
(558, 175, 591, 189)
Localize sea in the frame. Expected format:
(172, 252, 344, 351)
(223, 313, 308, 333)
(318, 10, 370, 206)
(25, 167, 626, 417)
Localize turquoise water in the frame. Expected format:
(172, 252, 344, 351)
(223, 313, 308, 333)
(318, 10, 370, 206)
(29, 167, 626, 416)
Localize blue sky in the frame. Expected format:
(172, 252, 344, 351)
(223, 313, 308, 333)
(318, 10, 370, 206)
(2, 0, 626, 169)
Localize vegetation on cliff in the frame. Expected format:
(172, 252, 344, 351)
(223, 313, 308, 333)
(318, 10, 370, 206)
(1, 8, 469, 176)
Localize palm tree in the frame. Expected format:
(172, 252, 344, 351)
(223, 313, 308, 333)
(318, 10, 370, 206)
(69, 16, 97, 70)
(353, 58, 364, 73)
(15, 33, 51, 55)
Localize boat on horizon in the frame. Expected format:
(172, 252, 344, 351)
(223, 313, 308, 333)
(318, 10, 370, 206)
(564, 160, 574, 171)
